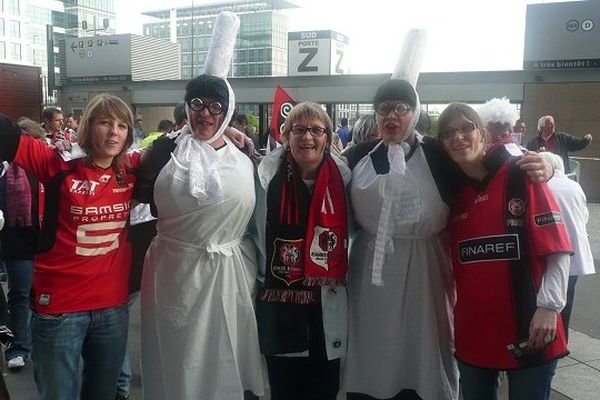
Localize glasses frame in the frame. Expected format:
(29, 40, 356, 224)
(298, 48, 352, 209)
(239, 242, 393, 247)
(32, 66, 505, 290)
(188, 98, 224, 115)
(441, 121, 478, 139)
(290, 125, 328, 137)
(375, 102, 413, 117)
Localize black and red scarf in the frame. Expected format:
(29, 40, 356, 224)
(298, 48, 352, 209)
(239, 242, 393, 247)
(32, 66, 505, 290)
(260, 151, 348, 305)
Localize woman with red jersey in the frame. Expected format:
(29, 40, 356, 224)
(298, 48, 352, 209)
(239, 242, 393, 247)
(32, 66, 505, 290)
(438, 103, 571, 400)
(0, 94, 140, 400)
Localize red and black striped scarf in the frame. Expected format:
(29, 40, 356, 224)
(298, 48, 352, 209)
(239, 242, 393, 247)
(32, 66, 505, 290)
(260, 151, 348, 304)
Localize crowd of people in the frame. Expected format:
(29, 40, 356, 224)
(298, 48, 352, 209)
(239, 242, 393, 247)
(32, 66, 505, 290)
(0, 15, 597, 400)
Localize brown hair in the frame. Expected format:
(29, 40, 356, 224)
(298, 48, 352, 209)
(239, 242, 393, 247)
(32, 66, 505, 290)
(281, 101, 333, 146)
(437, 102, 484, 140)
(78, 94, 134, 170)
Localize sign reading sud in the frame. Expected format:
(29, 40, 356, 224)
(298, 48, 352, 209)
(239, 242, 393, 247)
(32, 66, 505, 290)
(287, 30, 349, 76)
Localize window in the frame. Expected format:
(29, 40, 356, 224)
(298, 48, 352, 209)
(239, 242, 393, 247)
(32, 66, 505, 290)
(8, 0, 19, 15)
(0, 19, 4, 36)
(11, 42, 20, 60)
(0, 42, 5, 59)
(9, 20, 20, 38)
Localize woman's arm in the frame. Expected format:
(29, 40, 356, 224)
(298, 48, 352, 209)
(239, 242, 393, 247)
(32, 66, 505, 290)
(528, 252, 570, 349)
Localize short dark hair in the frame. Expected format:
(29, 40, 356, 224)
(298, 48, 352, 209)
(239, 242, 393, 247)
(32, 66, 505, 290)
(373, 79, 417, 109)
(67, 111, 81, 122)
(340, 117, 348, 126)
(185, 74, 229, 111)
(415, 111, 431, 134)
(234, 113, 248, 125)
(42, 107, 62, 123)
(157, 119, 173, 132)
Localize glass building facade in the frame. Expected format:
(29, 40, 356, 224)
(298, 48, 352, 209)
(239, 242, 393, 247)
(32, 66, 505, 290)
(0, 0, 115, 104)
(143, 0, 297, 80)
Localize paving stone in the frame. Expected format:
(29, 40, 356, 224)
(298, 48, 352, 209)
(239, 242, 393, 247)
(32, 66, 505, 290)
(553, 363, 600, 400)
(567, 330, 600, 362)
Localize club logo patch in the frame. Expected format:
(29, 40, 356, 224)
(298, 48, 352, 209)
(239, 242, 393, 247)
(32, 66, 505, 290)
(270, 238, 304, 286)
(309, 226, 340, 270)
(534, 211, 562, 226)
(458, 234, 520, 264)
(98, 174, 112, 183)
(508, 198, 525, 216)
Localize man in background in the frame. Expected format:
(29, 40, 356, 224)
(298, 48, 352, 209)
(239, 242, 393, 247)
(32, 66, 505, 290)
(526, 115, 593, 174)
(336, 117, 351, 148)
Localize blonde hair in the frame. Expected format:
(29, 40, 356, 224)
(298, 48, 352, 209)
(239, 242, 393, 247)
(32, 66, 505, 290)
(281, 101, 333, 146)
(78, 94, 134, 169)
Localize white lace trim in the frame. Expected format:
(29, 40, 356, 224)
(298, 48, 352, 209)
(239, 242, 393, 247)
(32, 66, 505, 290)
(371, 139, 422, 286)
(172, 125, 223, 208)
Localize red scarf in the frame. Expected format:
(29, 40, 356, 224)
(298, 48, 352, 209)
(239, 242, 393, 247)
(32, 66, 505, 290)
(260, 152, 348, 304)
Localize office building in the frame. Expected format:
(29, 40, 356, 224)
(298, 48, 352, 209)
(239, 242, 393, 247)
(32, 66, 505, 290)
(142, 0, 298, 80)
(0, 0, 116, 103)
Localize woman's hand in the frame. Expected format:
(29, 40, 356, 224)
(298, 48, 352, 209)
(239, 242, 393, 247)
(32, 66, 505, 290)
(528, 307, 558, 349)
(516, 150, 553, 182)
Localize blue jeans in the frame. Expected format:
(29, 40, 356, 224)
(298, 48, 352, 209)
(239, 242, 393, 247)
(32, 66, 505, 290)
(4, 259, 33, 360)
(32, 305, 129, 400)
(458, 359, 558, 400)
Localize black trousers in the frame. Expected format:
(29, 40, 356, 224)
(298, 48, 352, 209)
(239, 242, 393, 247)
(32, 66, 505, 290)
(265, 302, 340, 400)
(127, 219, 157, 294)
(347, 390, 423, 400)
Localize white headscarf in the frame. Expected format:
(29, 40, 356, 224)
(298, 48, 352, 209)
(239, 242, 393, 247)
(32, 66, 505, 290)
(371, 29, 427, 286)
(172, 12, 239, 207)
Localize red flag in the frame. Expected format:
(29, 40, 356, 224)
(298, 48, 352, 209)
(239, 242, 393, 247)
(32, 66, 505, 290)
(271, 85, 297, 143)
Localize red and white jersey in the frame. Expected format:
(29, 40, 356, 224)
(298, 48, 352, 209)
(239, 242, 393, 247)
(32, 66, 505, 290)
(448, 157, 571, 369)
(13, 135, 141, 313)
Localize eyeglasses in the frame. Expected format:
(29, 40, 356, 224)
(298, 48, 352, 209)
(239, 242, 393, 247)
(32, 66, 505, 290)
(441, 121, 477, 139)
(291, 126, 328, 137)
(375, 102, 412, 117)
(188, 98, 224, 115)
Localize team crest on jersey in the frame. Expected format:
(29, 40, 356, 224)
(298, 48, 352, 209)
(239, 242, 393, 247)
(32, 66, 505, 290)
(534, 211, 562, 226)
(70, 179, 100, 195)
(271, 238, 304, 286)
(309, 226, 339, 270)
(98, 174, 112, 183)
(508, 198, 525, 216)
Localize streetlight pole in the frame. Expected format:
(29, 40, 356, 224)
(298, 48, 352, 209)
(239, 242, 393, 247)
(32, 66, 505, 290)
(190, 0, 194, 78)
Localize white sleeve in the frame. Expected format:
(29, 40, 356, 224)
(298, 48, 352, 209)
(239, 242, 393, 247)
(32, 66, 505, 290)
(536, 253, 570, 312)
(0, 209, 4, 231)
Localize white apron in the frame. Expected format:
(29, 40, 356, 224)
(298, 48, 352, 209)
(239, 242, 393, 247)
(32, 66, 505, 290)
(141, 141, 265, 400)
(342, 143, 459, 400)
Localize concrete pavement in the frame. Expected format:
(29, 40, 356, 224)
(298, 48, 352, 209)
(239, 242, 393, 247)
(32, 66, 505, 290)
(4, 204, 600, 400)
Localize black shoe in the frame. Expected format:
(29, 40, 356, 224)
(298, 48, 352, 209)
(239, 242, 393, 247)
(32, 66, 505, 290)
(115, 392, 129, 400)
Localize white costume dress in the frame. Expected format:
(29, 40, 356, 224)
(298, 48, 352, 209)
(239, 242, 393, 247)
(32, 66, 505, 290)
(141, 138, 265, 400)
(342, 141, 459, 400)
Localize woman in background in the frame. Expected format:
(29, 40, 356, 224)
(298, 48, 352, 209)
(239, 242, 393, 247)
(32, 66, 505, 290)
(0, 118, 45, 371)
